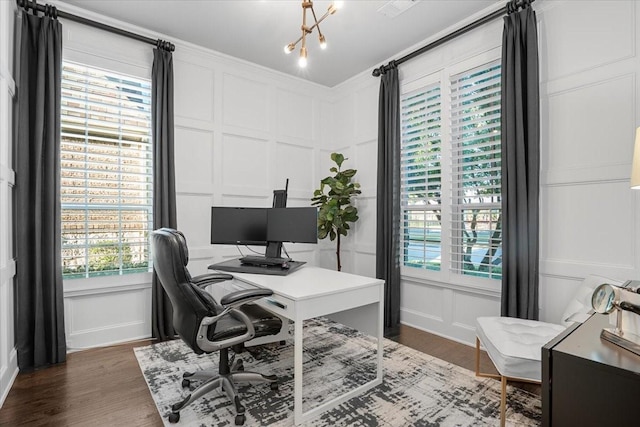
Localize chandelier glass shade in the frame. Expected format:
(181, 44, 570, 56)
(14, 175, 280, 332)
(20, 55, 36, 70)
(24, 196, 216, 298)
(284, 1, 344, 68)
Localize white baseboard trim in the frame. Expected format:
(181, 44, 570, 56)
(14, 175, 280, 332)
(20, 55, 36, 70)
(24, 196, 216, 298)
(66, 321, 151, 352)
(400, 313, 477, 348)
(66, 333, 152, 353)
(0, 347, 18, 408)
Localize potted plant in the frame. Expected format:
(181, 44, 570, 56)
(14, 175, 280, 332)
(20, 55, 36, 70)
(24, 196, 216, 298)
(311, 152, 361, 271)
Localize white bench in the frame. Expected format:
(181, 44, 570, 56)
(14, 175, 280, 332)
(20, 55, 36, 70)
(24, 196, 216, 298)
(475, 275, 622, 426)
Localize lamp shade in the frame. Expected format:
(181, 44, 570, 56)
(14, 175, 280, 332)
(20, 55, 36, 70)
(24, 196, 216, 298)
(632, 127, 640, 189)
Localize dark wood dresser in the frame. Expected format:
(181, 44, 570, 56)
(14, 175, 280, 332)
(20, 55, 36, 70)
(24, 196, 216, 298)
(542, 313, 640, 426)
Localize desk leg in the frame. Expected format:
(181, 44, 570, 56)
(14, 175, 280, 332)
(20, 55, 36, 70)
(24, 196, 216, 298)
(294, 318, 303, 425)
(377, 284, 384, 381)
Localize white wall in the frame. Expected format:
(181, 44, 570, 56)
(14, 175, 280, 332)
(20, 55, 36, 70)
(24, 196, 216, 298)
(332, 0, 640, 345)
(0, 0, 18, 407)
(174, 44, 330, 276)
(537, 0, 640, 323)
(315, 75, 380, 276)
(55, 2, 331, 352)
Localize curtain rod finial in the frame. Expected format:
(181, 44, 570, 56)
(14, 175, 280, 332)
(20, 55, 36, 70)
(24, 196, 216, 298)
(372, 65, 387, 77)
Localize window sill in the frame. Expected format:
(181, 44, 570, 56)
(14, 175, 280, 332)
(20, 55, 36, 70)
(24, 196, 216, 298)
(400, 268, 501, 298)
(63, 272, 153, 297)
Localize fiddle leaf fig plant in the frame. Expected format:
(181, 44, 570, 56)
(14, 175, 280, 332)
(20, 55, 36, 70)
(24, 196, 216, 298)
(311, 152, 361, 271)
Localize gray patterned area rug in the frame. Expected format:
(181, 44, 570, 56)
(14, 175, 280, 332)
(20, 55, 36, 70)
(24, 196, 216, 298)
(134, 318, 541, 426)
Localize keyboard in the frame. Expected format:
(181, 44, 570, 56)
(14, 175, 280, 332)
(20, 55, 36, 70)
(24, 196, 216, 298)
(239, 255, 292, 267)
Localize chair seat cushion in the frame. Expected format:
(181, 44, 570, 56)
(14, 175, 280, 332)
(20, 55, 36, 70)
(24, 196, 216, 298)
(209, 303, 283, 342)
(476, 316, 566, 382)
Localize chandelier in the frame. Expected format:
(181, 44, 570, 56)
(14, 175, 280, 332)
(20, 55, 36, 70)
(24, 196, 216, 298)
(284, 1, 344, 68)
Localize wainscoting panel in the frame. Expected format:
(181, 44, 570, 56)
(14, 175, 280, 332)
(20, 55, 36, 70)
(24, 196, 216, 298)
(541, 0, 635, 81)
(354, 251, 377, 280)
(274, 142, 314, 191)
(354, 139, 378, 195)
(223, 73, 270, 133)
(276, 88, 314, 142)
(452, 291, 500, 338)
(64, 286, 151, 350)
(175, 127, 214, 188)
(355, 196, 376, 249)
(332, 95, 355, 147)
(545, 74, 635, 182)
(174, 59, 215, 126)
(176, 193, 216, 248)
(354, 82, 378, 143)
(319, 100, 335, 145)
(544, 182, 634, 270)
(220, 133, 270, 190)
(401, 280, 446, 325)
(318, 246, 340, 271)
(186, 258, 217, 277)
(538, 275, 583, 324)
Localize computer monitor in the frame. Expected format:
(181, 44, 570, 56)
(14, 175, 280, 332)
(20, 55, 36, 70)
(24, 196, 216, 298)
(267, 207, 317, 244)
(210, 207, 267, 246)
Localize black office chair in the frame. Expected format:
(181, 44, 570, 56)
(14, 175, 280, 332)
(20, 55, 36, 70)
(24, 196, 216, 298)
(151, 228, 283, 425)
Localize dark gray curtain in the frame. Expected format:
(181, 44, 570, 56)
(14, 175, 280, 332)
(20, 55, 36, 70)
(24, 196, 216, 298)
(15, 8, 66, 370)
(376, 64, 401, 334)
(151, 46, 177, 340)
(500, 0, 540, 320)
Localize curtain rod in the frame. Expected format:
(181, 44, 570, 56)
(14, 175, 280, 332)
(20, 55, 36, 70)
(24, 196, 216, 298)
(372, 0, 534, 76)
(16, 0, 175, 52)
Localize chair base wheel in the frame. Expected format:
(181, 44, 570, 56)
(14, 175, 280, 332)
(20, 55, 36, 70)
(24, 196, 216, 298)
(181, 379, 190, 388)
(168, 412, 180, 423)
(235, 414, 246, 425)
(270, 382, 278, 391)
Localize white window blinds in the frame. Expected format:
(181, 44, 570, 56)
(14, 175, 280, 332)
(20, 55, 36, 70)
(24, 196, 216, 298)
(449, 60, 502, 279)
(60, 61, 153, 279)
(400, 83, 442, 271)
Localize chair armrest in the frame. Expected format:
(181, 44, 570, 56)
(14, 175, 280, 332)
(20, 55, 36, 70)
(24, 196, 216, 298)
(196, 290, 274, 353)
(220, 289, 274, 307)
(191, 273, 233, 288)
(201, 289, 274, 327)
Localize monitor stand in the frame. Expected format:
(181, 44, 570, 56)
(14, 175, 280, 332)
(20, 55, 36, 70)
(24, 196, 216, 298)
(248, 180, 288, 264)
(239, 254, 291, 267)
(212, 179, 305, 275)
(209, 258, 305, 276)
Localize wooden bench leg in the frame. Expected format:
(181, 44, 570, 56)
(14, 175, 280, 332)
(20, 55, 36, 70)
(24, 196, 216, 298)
(476, 335, 509, 425)
(500, 375, 507, 427)
(475, 337, 481, 376)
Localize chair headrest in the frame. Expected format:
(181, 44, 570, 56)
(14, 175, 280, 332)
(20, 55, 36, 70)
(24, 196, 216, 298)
(156, 227, 189, 266)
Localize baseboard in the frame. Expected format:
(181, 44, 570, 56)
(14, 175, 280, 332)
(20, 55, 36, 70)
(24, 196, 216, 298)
(67, 332, 152, 353)
(0, 347, 18, 408)
(400, 319, 476, 348)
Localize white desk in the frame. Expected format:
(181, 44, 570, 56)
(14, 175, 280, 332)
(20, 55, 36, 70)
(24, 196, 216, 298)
(218, 266, 384, 425)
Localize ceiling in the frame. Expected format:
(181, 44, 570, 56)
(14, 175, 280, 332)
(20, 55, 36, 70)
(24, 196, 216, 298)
(60, 0, 498, 87)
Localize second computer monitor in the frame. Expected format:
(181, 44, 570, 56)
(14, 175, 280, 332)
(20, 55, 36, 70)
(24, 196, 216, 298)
(267, 207, 317, 244)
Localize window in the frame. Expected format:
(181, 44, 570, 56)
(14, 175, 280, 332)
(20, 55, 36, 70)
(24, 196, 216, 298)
(60, 61, 153, 279)
(401, 83, 442, 271)
(400, 58, 502, 281)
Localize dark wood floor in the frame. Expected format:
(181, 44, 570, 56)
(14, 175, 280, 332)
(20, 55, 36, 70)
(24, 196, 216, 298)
(0, 325, 538, 425)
